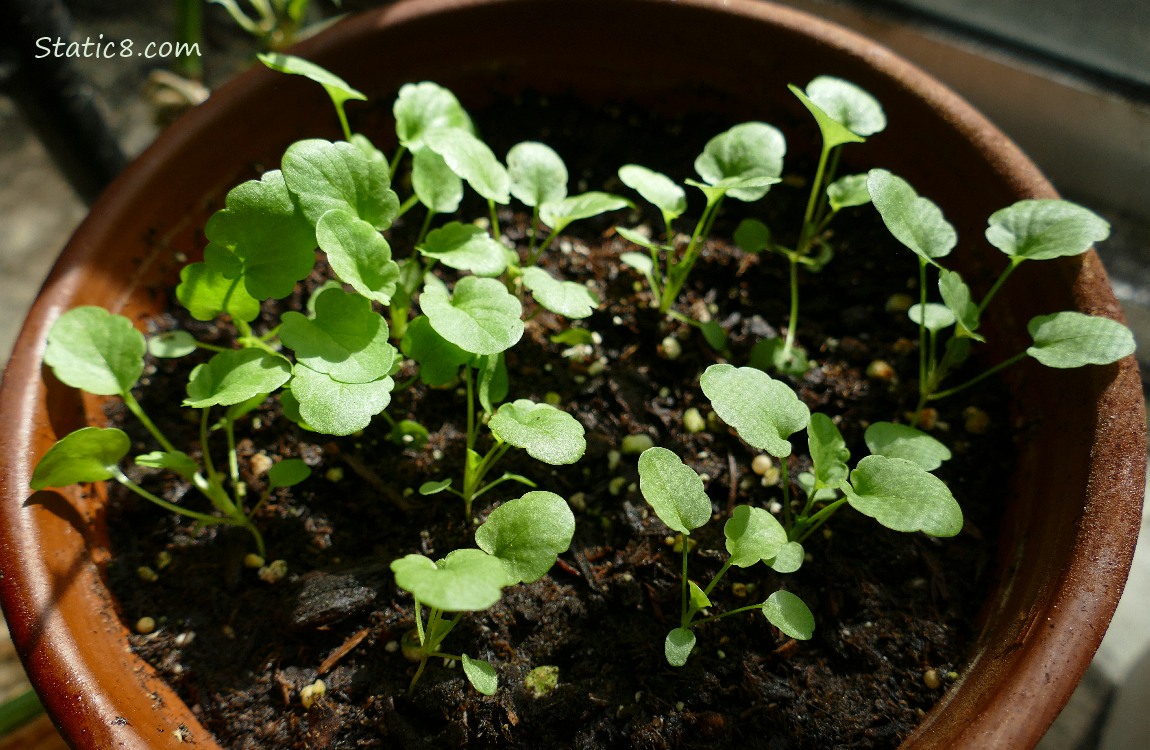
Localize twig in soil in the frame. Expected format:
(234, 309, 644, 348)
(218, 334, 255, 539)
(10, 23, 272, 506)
(318, 627, 371, 676)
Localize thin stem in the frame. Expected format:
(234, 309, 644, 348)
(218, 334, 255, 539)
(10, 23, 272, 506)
(927, 351, 1028, 402)
(702, 560, 733, 598)
(918, 259, 929, 397)
(976, 258, 1024, 316)
(173, 0, 203, 80)
(415, 207, 435, 246)
(794, 497, 849, 544)
(691, 603, 770, 627)
(662, 197, 722, 313)
(782, 253, 801, 358)
(224, 416, 242, 496)
(389, 145, 408, 180)
(680, 536, 691, 627)
(798, 142, 833, 253)
(122, 391, 178, 454)
(396, 193, 421, 220)
(488, 200, 501, 240)
(113, 469, 250, 530)
(780, 457, 794, 533)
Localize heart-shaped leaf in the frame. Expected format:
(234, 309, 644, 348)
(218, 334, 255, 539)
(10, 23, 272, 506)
(489, 399, 586, 465)
(267, 458, 311, 489)
(420, 276, 524, 356)
(765, 541, 805, 574)
(867, 169, 955, 265)
(508, 141, 568, 208)
(826, 173, 872, 212)
(390, 549, 514, 612)
(282, 139, 400, 230)
(288, 365, 394, 436)
(734, 218, 771, 253)
(843, 455, 963, 536)
(701, 364, 810, 458)
(1027, 312, 1136, 367)
(280, 287, 396, 384)
(185, 349, 292, 408)
(985, 199, 1110, 261)
(762, 590, 815, 640)
(316, 210, 400, 304)
(694, 122, 786, 202)
(521, 267, 599, 319)
(864, 422, 952, 471)
(475, 491, 575, 584)
(724, 505, 788, 568)
(148, 331, 198, 359)
(393, 82, 473, 151)
(30, 427, 130, 490)
(637, 447, 711, 535)
(44, 307, 146, 396)
(175, 261, 261, 323)
(418, 222, 508, 277)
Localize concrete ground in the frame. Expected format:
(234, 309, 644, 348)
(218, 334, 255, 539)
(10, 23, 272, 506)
(0, 1, 1147, 747)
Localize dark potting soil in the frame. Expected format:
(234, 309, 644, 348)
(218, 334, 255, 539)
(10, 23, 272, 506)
(104, 90, 1013, 749)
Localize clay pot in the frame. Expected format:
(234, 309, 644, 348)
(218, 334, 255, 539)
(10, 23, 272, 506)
(0, 1, 1143, 748)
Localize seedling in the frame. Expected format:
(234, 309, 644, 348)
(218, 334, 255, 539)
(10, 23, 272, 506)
(736, 76, 885, 374)
(636, 447, 815, 666)
(867, 169, 1136, 423)
(391, 491, 575, 693)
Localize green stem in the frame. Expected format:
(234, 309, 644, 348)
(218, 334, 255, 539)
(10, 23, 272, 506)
(113, 468, 252, 531)
(782, 252, 801, 358)
(927, 351, 1028, 402)
(691, 603, 772, 627)
(397, 193, 421, 221)
(661, 196, 722, 313)
(799, 141, 833, 253)
(488, 200, 501, 241)
(173, 0, 203, 80)
(224, 416, 242, 496)
(389, 145, 408, 180)
(122, 391, 177, 454)
(702, 560, 733, 598)
(794, 497, 849, 544)
(780, 457, 794, 533)
(0, 688, 44, 735)
(415, 206, 435, 246)
(976, 258, 1024, 316)
(918, 259, 929, 397)
(680, 536, 691, 627)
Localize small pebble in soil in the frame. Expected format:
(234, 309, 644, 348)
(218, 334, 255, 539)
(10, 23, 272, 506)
(751, 455, 773, 475)
(608, 477, 628, 496)
(137, 566, 158, 582)
(136, 616, 157, 635)
(885, 293, 914, 314)
(923, 669, 942, 690)
(964, 405, 991, 434)
(300, 679, 326, 709)
(250, 452, 273, 476)
(915, 407, 940, 430)
(325, 467, 344, 482)
(384, 640, 399, 653)
(621, 433, 654, 455)
(866, 359, 897, 381)
(607, 449, 621, 472)
(683, 408, 706, 433)
(660, 336, 682, 360)
(259, 559, 288, 584)
(731, 582, 749, 598)
(155, 551, 172, 570)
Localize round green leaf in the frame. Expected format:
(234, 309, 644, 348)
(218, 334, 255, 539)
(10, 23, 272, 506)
(762, 590, 815, 640)
(826, 173, 872, 212)
(148, 330, 197, 359)
(665, 627, 696, 667)
(418, 222, 508, 277)
(540, 192, 631, 233)
(521, 267, 599, 319)
(867, 169, 956, 264)
(288, 365, 394, 436)
(1027, 312, 1136, 368)
(412, 147, 464, 214)
(282, 139, 399, 230)
(865, 422, 952, 471)
(475, 491, 576, 584)
(908, 303, 956, 333)
(423, 128, 510, 204)
(185, 349, 292, 409)
(637, 447, 712, 535)
(267, 458, 311, 489)
(44, 307, 146, 396)
(461, 655, 498, 695)
(390, 549, 513, 612)
(489, 400, 586, 465)
(508, 141, 568, 208)
(280, 287, 396, 384)
(30, 427, 130, 490)
(420, 276, 524, 356)
(618, 164, 686, 222)
(393, 82, 473, 151)
(805, 76, 886, 137)
(724, 505, 788, 568)
(765, 541, 805, 574)
(701, 364, 810, 458)
(985, 199, 1110, 261)
(316, 210, 401, 305)
(734, 218, 771, 253)
(843, 455, 963, 536)
(175, 260, 261, 323)
(694, 122, 786, 202)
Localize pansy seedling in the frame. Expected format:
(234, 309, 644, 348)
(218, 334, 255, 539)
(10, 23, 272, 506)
(841, 455, 963, 537)
(258, 53, 366, 140)
(420, 276, 524, 357)
(700, 364, 810, 459)
(489, 400, 587, 466)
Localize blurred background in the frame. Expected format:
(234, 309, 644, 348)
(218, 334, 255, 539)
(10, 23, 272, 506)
(1, 0, 1147, 746)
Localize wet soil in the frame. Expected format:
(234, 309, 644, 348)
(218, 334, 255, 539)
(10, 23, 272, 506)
(104, 91, 1013, 749)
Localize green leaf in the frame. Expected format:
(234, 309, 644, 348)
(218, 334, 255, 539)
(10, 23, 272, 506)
(461, 655, 498, 695)
(175, 260, 261, 323)
(616, 227, 665, 256)
(390, 549, 514, 612)
(938, 269, 984, 341)
(280, 287, 396, 384)
(637, 447, 711, 535)
(281, 139, 399, 230)
(185, 349, 292, 408)
(423, 128, 510, 204)
(620, 252, 656, 278)
(316, 210, 400, 304)
(694, 122, 786, 202)
(419, 479, 453, 495)
(867, 169, 956, 265)
(762, 590, 815, 640)
(665, 627, 696, 667)
(508, 141, 568, 207)
(550, 328, 595, 347)
(522, 267, 599, 319)
(1027, 312, 1136, 367)
(700, 364, 810, 458)
(724, 505, 788, 568)
(864, 422, 952, 471)
(393, 82, 473, 151)
(390, 419, 430, 449)
(748, 337, 810, 378)
(267, 458, 311, 489)
(489, 400, 586, 465)
(734, 218, 771, 253)
(420, 276, 524, 356)
(288, 365, 394, 436)
(44, 307, 146, 396)
(258, 53, 365, 128)
(540, 192, 631, 234)
(30, 427, 130, 490)
(618, 164, 686, 224)
(909, 303, 956, 333)
(149, 330, 197, 359)
(401, 316, 470, 386)
(826, 173, 872, 212)
(985, 199, 1110, 261)
(804, 76, 886, 137)
(412, 147, 464, 214)
(688, 581, 712, 613)
(765, 541, 805, 574)
(790, 84, 864, 150)
(842, 455, 963, 536)
(699, 320, 727, 351)
(135, 450, 198, 480)
(418, 222, 508, 277)
(203, 170, 317, 301)
(807, 413, 850, 489)
(475, 353, 509, 416)
(475, 491, 576, 584)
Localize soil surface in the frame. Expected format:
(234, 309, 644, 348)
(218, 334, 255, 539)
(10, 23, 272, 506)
(104, 90, 1013, 749)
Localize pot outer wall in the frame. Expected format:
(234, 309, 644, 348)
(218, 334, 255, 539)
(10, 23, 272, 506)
(0, 1, 1143, 748)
